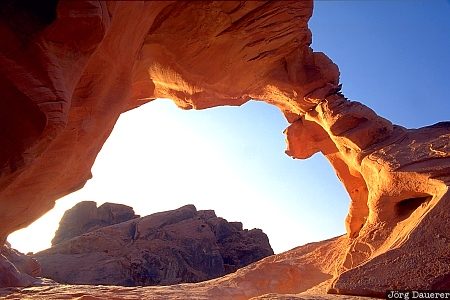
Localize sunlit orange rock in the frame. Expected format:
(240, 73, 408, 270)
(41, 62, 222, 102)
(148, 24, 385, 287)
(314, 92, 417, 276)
(0, 0, 449, 297)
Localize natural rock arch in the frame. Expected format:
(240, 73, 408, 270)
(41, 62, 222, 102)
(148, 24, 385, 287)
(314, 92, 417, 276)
(0, 0, 449, 297)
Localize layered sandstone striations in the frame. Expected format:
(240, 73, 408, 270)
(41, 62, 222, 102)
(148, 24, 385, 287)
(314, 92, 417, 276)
(285, 105, 450, 296)
(0, 0, 449, 297)
(34, 204, 273, 286)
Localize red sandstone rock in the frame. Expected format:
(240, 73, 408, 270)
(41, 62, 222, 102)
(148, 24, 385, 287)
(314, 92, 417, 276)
(0, 0, 449, 297)
(2, 243, 41, 278)
(3, 237, 349, 299)
(34, 204, 273, 286)
(0, 243, 39, 287)
(52, 201, 139, 245)
(1, 284, 378, 300)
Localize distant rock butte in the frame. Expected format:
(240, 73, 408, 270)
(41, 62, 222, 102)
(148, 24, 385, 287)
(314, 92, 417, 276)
(0, 0, 449, 298)
(52, 201, 139, 245)
(34, 203, 274, 286)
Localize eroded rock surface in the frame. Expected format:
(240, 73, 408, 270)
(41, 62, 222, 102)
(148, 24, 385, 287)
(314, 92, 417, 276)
(3, 237, 348, 300)
(0, 0, 449, 297)
(1, 285, 378, 300)
(34, 204, 273, 286)
(52, 201, 139, 245)
(0, 243, 40, 287)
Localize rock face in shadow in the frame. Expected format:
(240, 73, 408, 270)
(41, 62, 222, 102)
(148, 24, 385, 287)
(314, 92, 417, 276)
(0, 0, 449, 297)
(0, 243, 40, 287)
(33, 204, 274, 286)
(52, 201, 139, 245)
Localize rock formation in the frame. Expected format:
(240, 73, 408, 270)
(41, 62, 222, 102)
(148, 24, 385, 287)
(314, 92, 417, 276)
(34, 204, 274, 286)
(52, 201, 139, 245)
(0, 0, 449, 298)
(0, 243, 40, 287)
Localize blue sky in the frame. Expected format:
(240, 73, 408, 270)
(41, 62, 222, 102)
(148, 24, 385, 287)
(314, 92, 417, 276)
(8, 1, 450, 254)
(311, 0, 450, 128)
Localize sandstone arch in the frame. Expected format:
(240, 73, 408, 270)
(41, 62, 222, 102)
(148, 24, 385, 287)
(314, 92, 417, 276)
(0, 0, 449, 297)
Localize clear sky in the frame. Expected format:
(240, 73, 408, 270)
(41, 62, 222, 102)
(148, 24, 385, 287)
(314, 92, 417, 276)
(8, 1, 450, 255)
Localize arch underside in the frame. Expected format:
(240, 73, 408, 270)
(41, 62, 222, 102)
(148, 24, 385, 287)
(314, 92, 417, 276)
(0, 0, 449, 296)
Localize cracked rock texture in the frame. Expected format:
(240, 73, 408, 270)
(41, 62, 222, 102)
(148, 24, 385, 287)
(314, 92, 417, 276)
(0, 0, 449, 298)
(33, 204, 273, 286)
